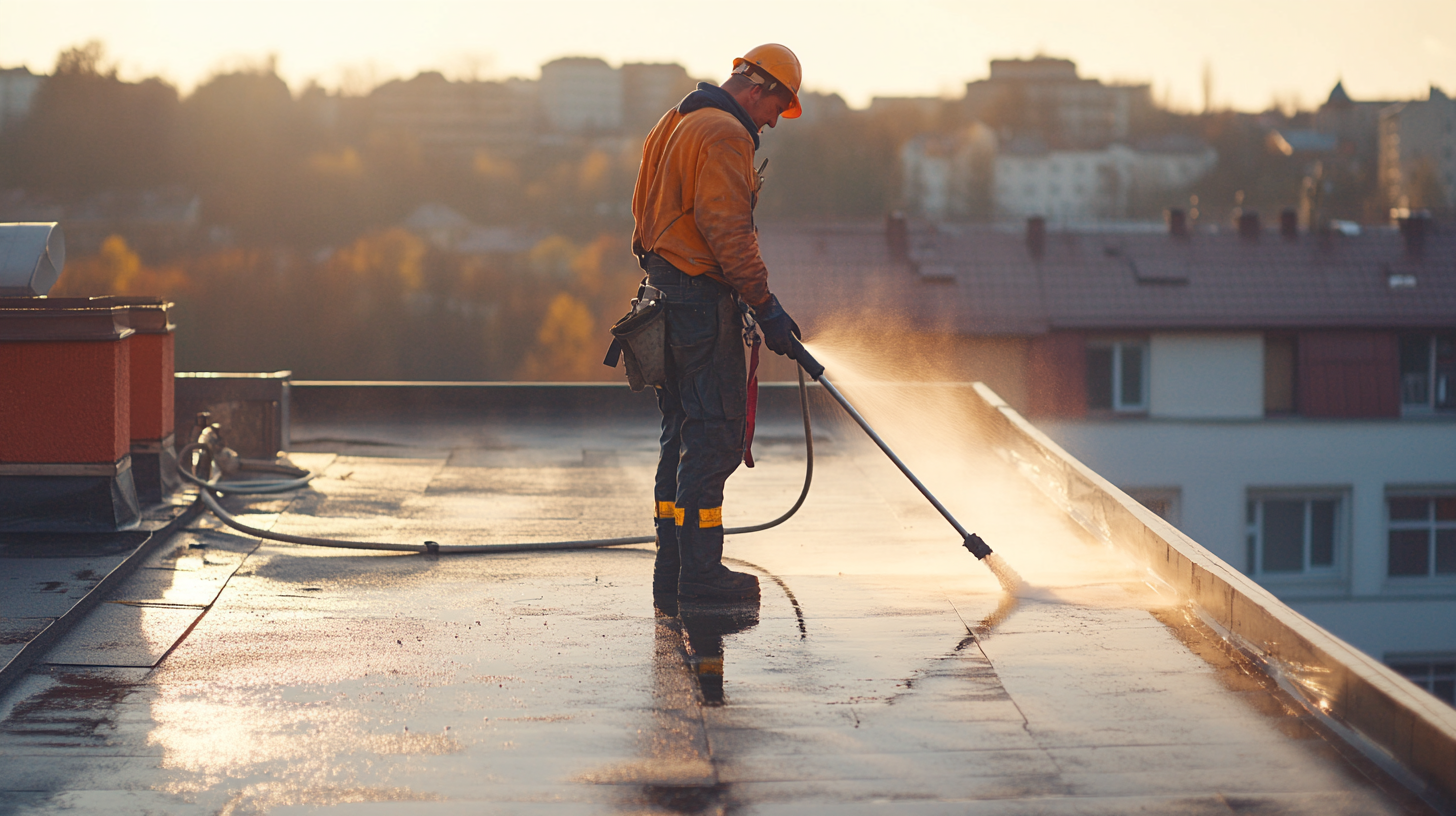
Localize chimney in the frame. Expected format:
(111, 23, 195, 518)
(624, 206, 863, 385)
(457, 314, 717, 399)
(1280, 208, 1298, 241)
(1167, 208, 1189, 239)
(1399, 212, 1430, 256)
(1026, 216, 1046, 259)
(886, 212, 909, 262)
(1238, 211, 1261, 242)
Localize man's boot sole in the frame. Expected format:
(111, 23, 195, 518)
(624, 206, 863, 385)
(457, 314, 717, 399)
(677, 581, 761, 602)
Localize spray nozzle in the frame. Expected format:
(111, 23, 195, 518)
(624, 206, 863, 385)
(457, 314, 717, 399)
(962, 533, 992, 560)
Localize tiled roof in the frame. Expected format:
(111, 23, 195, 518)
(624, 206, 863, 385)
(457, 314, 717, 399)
(760, 221, 1456, 335)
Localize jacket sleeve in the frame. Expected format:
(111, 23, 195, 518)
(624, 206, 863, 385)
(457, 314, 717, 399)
(693, 133, 772, 308)
(631, 129, 655, 258)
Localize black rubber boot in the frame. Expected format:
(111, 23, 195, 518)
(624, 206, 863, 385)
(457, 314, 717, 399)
(652, 517, 679, 600)
(677, 512, 759, 602)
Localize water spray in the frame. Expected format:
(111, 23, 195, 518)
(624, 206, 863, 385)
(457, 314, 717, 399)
(788, 339, 1020, 591)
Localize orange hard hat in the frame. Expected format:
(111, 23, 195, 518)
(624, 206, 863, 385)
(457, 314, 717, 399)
(732, 44, 803, 119)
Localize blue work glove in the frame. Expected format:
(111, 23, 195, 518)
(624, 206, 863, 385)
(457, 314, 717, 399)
(754, 295, 800, 358)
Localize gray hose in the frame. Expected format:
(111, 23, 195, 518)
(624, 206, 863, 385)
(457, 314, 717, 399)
(182, 368, 814, 554)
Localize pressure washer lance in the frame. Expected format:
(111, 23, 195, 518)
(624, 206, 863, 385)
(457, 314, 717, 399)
(786, 339, 1017, 589)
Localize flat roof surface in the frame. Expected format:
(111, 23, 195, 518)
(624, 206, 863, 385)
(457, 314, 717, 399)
(0, 393, 1434, 814)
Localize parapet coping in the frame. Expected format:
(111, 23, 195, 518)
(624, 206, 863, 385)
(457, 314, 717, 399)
(967, 381, 1456, 811)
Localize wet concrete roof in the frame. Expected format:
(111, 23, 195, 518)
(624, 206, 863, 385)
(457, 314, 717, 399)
(0, 388, 1442, 814)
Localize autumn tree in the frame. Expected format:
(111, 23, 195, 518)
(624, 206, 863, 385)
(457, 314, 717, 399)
(180, 61, 318, 243)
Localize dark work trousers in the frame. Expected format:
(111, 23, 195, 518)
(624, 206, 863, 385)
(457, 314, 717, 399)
(644, 255, 747, 586)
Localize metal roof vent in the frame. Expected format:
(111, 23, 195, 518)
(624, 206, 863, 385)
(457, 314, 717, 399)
(1026, 216, 1046, 259)
(0, 223, 65, 296)
(1167, 208, 1189, 239)
(1280, 208, 1298, 241)
(1238, 211, 1261, 242)
(1399, 212, 1430, 257)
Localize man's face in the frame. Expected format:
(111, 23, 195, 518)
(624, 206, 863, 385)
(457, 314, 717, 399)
(744, 85, 791, 131)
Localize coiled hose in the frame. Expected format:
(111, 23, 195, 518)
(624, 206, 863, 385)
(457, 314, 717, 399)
(179, 369, 815, 555)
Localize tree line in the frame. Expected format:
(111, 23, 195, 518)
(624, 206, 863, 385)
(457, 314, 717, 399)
(7, 41, 1386, 380)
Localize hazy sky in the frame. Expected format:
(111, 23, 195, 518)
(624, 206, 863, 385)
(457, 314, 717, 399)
(1, 0, 1452, 111)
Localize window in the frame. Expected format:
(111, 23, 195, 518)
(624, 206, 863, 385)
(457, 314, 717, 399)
(1399, 333, 1455, 413)
(1246, 493, 1344, 576)
(1387, 494, 1456, 577)
(1086, 341, 1147, 412)
(1386, 654, 1455, 705)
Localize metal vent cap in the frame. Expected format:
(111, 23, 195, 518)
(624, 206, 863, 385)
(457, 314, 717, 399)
(0, 223, 65, 297)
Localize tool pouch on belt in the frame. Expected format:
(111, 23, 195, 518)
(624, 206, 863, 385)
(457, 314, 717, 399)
(605, 279, 667, 392)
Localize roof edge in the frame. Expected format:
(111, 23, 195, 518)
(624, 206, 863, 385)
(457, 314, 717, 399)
(968, 381, 1456, 811)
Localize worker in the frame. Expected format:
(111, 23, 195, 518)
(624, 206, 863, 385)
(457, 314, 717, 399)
(629, 44, 805, 603)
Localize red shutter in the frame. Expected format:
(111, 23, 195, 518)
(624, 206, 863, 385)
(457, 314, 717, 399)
(1027, 332, 1086, 418)
(1297, 331, 1400, 418)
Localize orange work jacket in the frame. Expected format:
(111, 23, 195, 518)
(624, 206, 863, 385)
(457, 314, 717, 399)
(631, 106, 771, 308)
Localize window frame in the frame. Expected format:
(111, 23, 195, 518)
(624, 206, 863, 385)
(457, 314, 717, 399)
(1399, 332, 1456, 415)
(1385, 489, 1456, 581)
(1244, 488, 1350, 591)
(1086, 338, 1149, 414)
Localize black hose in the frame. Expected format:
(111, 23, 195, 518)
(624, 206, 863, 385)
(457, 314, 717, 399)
(182, 367, 815, 554)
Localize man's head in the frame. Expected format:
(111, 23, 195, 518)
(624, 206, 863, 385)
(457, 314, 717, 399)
(723, 44, 802, 131)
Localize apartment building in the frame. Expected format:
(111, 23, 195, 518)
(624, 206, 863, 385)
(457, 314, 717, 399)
(761, 215, 1456, 697)
(1380, 86, 1456, 213)
(370, 72, 537, 157)
(962, 57, 1152, 148)
(539, 57, 623, 134)
(620, 62, 697, 132)
(993, 137, 1216, 221)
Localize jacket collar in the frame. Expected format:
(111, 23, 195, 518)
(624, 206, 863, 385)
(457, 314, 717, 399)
(677, 82, 760, 150)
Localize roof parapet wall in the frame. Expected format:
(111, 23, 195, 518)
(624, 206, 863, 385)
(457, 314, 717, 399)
(967, 381, 1456, 809)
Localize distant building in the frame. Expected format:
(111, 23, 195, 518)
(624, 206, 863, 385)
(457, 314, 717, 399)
(1309, 81, 1399, 223)
(19, 188, 202, 255)
(992, 138, 1216, 221)
(0, 66, 41, 133)
(868, 96, 943, 123)
(620, 62, 697, 132)
(1316, 80, 1393, 162)
(399, 202, 541, 255)
(539, 57, 623, 134)
(962, 57, 1152, 148)
(1379, 86, 1456, 214)
(370, 72, 537, 157)
(796, 91, 851, 123)
(899, 124, 996, 219)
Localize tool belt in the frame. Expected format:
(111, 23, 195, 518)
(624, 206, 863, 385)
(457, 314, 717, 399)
(604, 277, 667, 392)
(605, 254, 737, 392)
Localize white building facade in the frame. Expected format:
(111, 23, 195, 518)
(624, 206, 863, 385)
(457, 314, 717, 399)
(0, 67, 41, 133)
(1043, 353, 1456, 674)
(539, 57, 624, 135)
(994, 143, 1217, 221)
